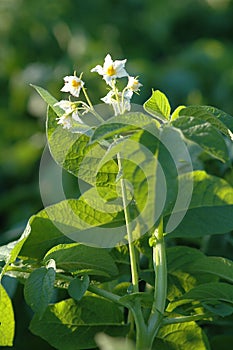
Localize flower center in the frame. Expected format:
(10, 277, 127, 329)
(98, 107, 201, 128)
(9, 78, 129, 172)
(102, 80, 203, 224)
(106, 65, 116, 76)
(71, 79, 81, 88)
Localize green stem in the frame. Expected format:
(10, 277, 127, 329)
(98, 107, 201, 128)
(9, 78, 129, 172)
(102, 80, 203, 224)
(88, 285, 122, 305)
(117, 153, 138, 293)
(117, 152, 150, 349)
(147, 217, 167, 346)
(162, 313, 211, 325)
(81, 86, 104, 123)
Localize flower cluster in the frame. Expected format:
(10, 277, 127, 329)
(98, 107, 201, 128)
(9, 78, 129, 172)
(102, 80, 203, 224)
(55, 54, 142, 130)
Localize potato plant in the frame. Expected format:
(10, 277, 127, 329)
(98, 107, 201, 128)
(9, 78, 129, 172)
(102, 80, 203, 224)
(1, 55, 233, 350)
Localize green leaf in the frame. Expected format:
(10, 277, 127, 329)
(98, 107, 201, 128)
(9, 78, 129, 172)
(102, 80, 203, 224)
(68, 275, 90, 301)
(29, 296, 128, 350)
(0, 285, 15, 346)
(153, 322, 209, 350)
(180, 105, 233, 133)
(31, 84, 63, 117)
(179, 282, 233, 303)
(167, 246, 205, 273)
(143, 90, 171, 121)
(170, 105, 186, 121)
(19, 212, 73, 260)
(19, 193, 126, 259)
(46, 107, 120, 187)
(0, 223, 31, 281)
(24, 264, 56, 318)
(168, 282, 233, 315)
(47, 107, 92, 178)
(166, 246, 231, 303)
(179, 106, 232, 138)
(164, 170, 233, 237)
(44, 243, 118, 277)
(172, 116, 229, 162)
(92, 123, 138, 143)
(90, 113, 158, 143)
(185, 256, 233, 284)
(104, 125, 190, 238)
(202, 301, 233, 317)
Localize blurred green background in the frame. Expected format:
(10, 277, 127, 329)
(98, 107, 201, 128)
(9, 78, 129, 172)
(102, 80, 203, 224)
(1, 0, 233, 348)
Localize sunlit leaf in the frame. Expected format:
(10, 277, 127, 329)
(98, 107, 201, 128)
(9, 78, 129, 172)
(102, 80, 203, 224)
(44, 243, 118, 277)
(0, 285, 15, 347)
(153, 321, 208, 350)
(30, 296, 128, 350)
(143, 90, 171, 121)
(172, 116, 229, 162)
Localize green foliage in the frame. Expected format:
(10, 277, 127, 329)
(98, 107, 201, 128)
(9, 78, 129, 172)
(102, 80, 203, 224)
(68, 275, 90, 301)
(143, 90, 171, 121)
(154, 322, 208, 350)
(165, 170, 233, 238)
(24, 262, 56, 319)
(1, 82, 233, 350)
(29, 296, 128, 350)
(44, 243, 118, 277)
(0, 285, 15, 346)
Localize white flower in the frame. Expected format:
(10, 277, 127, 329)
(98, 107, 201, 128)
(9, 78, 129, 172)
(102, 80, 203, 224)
(127, 76, 142, 92)
(60, 75, 84, 97)
(54, 100, 84, 129)
(56, 115, 73, 129)
(101, 90, 131, 116)
(101, 90, 115, 104)
(91, 54, 128, 85)
(54, 100, 75, 114)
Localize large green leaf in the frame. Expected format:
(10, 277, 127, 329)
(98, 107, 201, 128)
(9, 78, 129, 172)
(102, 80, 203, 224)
(90, 112, 159, 143)
(164, 170, 233, 237)
(143, 90, 171, 122)
(167, 246, 205, 273)
(19, 192, 126, 259)
(0, 285, 15, 346)
(172, 116, 229, 162)
(44, 243, 118, 277)
(45, 110, 195, 243)
(153, 322, 208, 350)
(177, 282, 233, 303)
(29, 296, 128, 350)
(19, 212, 72, 260)
(46, 107, 114, 185)
(179, 106, 231, 137)
(167, 246, 233, 285)
(185, 256, 233, 284)
(24, 264, 56, 319)
(179, 105, 233, 133)
(101, 124, 193, 239)
(168, 282, 233, 317)
(166, 246, 217, 302)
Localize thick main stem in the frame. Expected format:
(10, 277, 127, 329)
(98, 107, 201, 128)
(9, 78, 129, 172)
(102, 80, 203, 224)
(147, 218, 167, 347)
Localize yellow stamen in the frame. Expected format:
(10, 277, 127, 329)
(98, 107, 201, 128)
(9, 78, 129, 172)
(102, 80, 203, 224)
(71, 79, 81, 88)
(106, 65, 116, 76)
